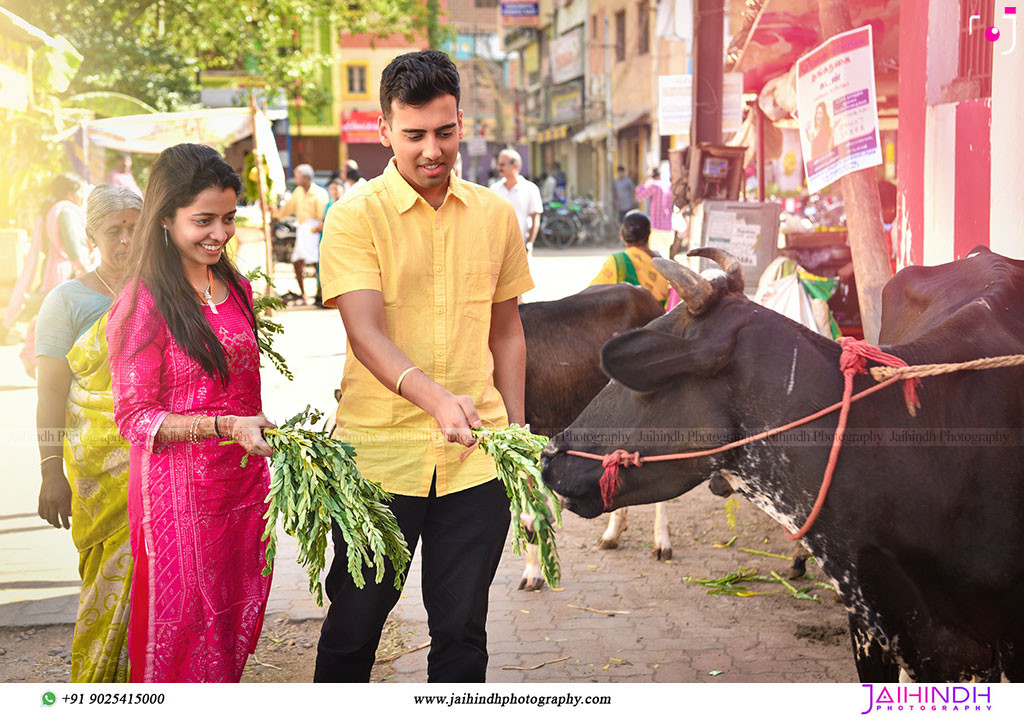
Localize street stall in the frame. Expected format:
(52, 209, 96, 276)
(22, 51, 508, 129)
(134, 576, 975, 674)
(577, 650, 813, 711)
(714, 0, 901, 341)
(60, 105, 287, 286)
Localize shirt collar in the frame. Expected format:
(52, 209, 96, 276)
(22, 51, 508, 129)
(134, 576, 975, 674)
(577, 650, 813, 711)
(384, 158, 468, 213)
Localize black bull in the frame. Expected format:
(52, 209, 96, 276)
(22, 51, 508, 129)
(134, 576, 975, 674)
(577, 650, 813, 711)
(541, 247, 1024, 682)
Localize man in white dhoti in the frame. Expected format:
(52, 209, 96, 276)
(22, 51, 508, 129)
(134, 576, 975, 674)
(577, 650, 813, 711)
(275, 164, 329, 304)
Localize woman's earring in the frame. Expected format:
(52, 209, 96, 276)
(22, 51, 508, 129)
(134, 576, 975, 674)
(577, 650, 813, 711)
(163, 226, 169, 247)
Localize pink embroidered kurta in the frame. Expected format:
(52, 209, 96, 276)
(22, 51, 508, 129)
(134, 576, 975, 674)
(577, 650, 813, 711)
(107, 278, 272, 682)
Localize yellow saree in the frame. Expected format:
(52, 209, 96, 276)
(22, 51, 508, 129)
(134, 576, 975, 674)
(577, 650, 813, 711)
(588, 246, 670, 304)
(64, 311, 132, 682)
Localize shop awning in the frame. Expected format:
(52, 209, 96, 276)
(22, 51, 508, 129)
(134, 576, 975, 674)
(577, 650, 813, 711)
(59, 107, 287, 189)
(726, 0, 899, 95)
(571, 110, 650, 144)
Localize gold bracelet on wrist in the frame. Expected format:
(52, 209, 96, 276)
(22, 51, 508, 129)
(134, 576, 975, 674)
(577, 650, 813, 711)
(39, 455, 62, 467)
(396, 366, 420, 395)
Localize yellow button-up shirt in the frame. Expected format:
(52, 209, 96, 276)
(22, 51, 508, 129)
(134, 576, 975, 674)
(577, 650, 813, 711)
(280, 183, 329, 223)
(319, 160, 534, 497)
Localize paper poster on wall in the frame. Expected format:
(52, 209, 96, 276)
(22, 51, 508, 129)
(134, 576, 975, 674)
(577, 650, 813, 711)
(658, 74, 692, 136)
(722, 72, 744, 134)
(774, 127, 805, 193)
(796, 25, 883, 193)
(707, 210, 761, 267)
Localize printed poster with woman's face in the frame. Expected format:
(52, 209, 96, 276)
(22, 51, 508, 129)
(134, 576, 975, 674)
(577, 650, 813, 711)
(796, 25, 883, 193)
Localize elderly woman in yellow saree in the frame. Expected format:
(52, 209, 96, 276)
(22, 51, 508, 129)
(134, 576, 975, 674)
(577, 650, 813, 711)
(35, 184, 142, 682)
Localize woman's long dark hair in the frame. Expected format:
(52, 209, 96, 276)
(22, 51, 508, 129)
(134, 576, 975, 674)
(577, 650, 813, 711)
(121, 143, 254, 385)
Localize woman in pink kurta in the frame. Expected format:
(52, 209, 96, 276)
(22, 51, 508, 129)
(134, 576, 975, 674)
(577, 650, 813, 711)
(107, 144, 275, 682)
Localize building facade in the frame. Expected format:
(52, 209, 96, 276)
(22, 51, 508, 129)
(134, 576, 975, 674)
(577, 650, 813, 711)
(504, 0, 691, 204)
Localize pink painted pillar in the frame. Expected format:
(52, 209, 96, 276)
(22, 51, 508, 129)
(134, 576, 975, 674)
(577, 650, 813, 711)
(897, 0, 928, 266)
(953, 99, 992, 258)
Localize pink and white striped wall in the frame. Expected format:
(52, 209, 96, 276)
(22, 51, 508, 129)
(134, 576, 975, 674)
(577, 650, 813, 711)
(897, 0, 1023, 267)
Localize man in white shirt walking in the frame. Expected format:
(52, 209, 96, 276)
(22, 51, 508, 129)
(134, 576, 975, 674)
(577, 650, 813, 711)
(489, 148, 543, 253)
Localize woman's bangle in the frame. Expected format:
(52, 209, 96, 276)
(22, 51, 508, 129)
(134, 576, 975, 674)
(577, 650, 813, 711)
(395, 366, 420, 395)
(39, 455, 62, 467)
(214, 415, 222, 438)
(188, 414, 205, 444)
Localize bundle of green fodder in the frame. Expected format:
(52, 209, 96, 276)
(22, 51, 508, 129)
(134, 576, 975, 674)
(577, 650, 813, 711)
(472, 425, 562, 587)
(248, 407, 410, 606)
(245, 267, 292, 380)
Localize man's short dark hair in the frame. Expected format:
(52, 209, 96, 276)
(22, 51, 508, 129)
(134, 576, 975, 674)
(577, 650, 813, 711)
(346, 166, 362, 182)
(622, 210, 651, 244)
(380, 50, 460, 122)
(617, 165, 625, 173)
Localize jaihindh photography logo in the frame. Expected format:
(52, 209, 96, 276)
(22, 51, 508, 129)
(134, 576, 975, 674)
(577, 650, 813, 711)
(860, 685, 994, 713)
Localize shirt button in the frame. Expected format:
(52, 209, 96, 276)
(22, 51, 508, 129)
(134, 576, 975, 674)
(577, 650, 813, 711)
(435, 307, 444, 316)
(435, 349, 444, 357)
(434, 265, 443, 273)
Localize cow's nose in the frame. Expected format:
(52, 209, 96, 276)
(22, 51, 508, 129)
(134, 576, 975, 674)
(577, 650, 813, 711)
(540, 443, 558, 473)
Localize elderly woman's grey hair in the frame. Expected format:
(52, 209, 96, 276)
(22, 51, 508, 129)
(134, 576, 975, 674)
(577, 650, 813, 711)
(85, 184, 143, 238)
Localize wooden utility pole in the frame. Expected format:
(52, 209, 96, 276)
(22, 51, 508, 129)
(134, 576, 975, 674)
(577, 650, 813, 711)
(692, 0, 724, 147)
(817, 0, 891, 343)
(250, 92, 275, 297)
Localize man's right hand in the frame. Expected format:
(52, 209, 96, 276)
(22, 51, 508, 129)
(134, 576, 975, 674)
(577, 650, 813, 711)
(430, 393, 481, 447)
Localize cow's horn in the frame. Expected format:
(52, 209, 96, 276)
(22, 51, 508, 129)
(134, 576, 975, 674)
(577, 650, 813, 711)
(688, 247, 744, 293)
(652, 258, 715, 315)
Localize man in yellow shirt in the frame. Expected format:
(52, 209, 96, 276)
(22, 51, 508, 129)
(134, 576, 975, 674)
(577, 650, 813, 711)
(316, 50, 533, 682)
(274, 163, 328, 304)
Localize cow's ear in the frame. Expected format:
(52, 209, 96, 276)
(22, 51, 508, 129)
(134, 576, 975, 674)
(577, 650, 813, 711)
(600, 328, 732, 392)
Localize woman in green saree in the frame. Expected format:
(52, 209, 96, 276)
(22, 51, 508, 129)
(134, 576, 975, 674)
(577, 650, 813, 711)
(35, 184, 143, 682)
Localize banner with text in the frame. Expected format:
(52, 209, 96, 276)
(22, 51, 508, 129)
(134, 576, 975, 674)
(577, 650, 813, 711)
(796, 25, 882, 193)
(342, 110, 382, 144)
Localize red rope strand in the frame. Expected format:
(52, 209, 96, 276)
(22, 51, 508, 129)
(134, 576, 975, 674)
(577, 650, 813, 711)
(567, 338, 922, 536)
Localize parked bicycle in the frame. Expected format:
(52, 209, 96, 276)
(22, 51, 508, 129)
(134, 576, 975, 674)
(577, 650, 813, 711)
(538, 199, 617, 248)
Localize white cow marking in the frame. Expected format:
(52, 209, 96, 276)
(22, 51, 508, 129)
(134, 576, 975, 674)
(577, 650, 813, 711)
(718, 469, 801, 534)
(787, 347, 798, 396)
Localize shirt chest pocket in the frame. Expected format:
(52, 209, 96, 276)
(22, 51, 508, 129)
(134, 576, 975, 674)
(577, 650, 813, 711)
(462, 260, 499, 323)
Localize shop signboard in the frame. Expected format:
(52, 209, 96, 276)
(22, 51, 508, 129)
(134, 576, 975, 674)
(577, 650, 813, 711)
(796, 25, 882, 193)
(501, 1, 539, 27)
(466, 135, 488, 157)
(550, 27, 584, 85)
(556, 0, 587, 34)
(342, 110, 382, 143)
(550, 79, 583, 125)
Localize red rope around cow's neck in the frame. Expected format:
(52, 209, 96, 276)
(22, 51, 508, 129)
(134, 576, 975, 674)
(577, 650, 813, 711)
(568, 337, 922, 540)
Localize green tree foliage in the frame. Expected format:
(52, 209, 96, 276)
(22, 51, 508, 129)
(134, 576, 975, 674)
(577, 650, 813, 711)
(10, 0, 434, 113)
(0, 19, 85, 226)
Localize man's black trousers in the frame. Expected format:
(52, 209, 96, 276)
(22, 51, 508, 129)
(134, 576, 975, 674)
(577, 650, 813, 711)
(313, 477, 510, 682)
